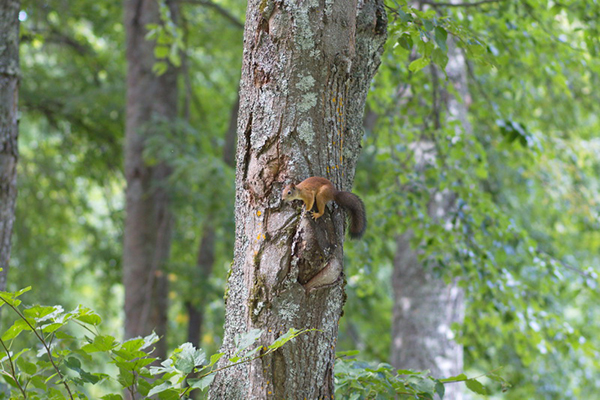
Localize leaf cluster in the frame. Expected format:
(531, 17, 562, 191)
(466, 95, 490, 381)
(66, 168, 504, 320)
(334, 351, 509, 399)
(0, 287, 314, 399)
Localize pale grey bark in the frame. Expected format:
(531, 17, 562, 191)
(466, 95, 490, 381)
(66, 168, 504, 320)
(0, 0, 20, 291)
(209, 0, 386, 397)
(123, 0, 178, 359)
(390, 37, 469, 400)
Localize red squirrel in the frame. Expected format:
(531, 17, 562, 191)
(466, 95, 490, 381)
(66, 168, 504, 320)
(281, 176, 366, 239)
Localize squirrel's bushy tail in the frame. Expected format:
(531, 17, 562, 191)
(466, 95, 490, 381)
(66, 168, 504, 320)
(334, 191, 367, 239)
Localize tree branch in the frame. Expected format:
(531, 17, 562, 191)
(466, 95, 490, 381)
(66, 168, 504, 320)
(179, 0, 244, 30)
(420, 0, 504, 7)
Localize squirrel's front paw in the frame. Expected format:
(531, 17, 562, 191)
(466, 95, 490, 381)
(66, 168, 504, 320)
(310, 211, 323, 220)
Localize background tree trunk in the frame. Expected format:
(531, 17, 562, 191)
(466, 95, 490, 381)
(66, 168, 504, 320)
(390, 37, 469, 399)
(209, 0, 386, 398)
(123, 0, 178, 359)
(0, 0, 20, 292)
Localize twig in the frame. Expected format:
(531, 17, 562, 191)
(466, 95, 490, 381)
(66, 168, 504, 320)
(0, 338, 28, 399)
(538, 251, 597, 280)
(420, 0, 504, 7)
(178, 0, 244, 29)
(0, 296, 74, 400)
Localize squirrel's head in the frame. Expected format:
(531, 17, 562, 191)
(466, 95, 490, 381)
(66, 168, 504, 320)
(281, 183, 297, 202)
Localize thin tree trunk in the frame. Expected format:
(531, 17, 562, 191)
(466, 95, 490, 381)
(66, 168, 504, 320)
(209, 0, 386, 397)
(0, 0, 20, 292)
(186, 94, 239, 346)
(391, 37, 469, 399)
(123, 0, 178, 359)
(186, 217, 217, 347)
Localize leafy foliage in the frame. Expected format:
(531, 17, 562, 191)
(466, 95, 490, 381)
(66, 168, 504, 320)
(341, 0, 600, 398)
(334, 351, 510, 399)
(0, 288, 314, 399)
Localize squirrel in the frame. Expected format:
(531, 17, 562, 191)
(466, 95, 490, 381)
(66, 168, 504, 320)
(281, 176, 366, 239)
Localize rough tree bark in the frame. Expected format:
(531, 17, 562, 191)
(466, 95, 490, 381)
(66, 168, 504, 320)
(390, 37, 469, 400)
(123, 0, 178, 359)
(0, 0, 20, 292)
(209, 0, 386, 398)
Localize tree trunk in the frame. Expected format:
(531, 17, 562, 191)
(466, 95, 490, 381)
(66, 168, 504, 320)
(123, 0, 178, 359)
(186, 219, 217, 347)
(390, 37, 469, 399)
(0, 0, 20, 292)
(209, 0, 386, 398)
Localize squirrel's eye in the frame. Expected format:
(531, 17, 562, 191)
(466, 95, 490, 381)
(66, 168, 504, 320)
(287, 191, 291, 195)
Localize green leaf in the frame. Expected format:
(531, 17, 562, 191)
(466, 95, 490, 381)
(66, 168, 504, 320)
(0, 287, 31, 308)
(268, 328, 314, 350)
(408, 57, 430, 72)
(434, 26, 448, 53)
(1, 371, 20, 388)
(75, 308, 102, 325)
(465, 378, 487, 395)
(406, 375, 435, 394)
(147, 382, 172, 397)
(234, 329, 263, 353)
(432, 48, 448, 69)
(24, 305, 58, 320)
(141, 332, 160, 349)
(423, 19, 434, 32)
(154, 45, 169, 59)
(158, 389, 180, 400)
(336, 349, 360, 358)
(149, 359, 176, 376)
(2, 319, 33, 341)
(435, 380, 445, 398)
(173, 343, 206, 374)
(16, 357, 37, 375)
(117, 368, 135, 388)
(397, 8, 413, 23)
(80, 370, 102, 384)
(100, 395, 123, 400)
(153, 61, 168, 75)
(440, 373, 467, 382)
(30, 375, 48, 390)
(168, 46, 181, 67)
(65, 356, 82, 370)
(398, 33, 414, 50)
(208, 352, 224, 367)
(54, 331, 75, 340)
(94, 334, 117, 351)
(41, 322, 63, 334)
(397, 369, 422, 375)
(189, 373, 216, 391)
